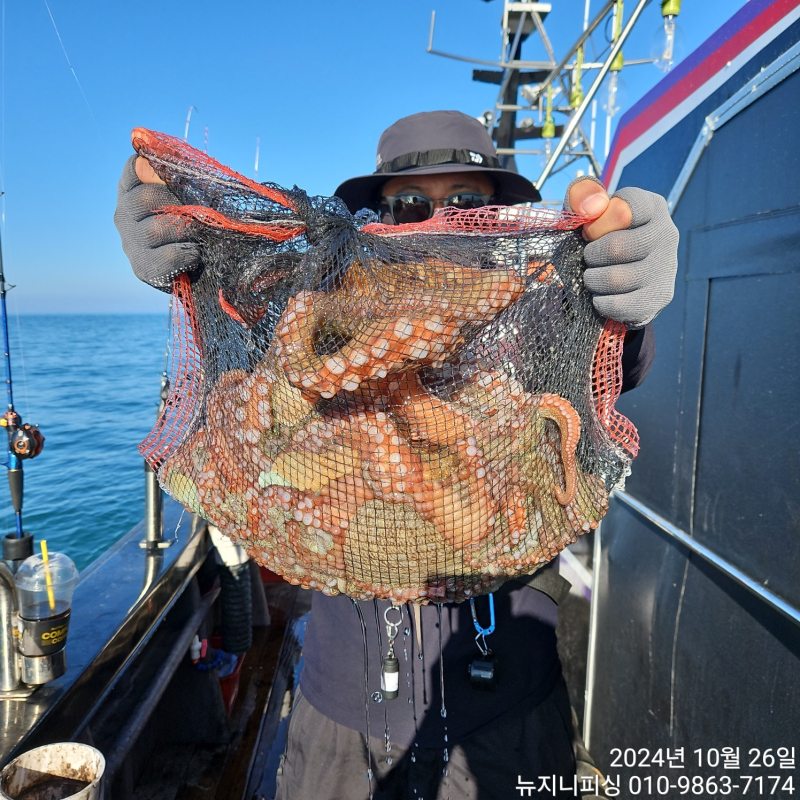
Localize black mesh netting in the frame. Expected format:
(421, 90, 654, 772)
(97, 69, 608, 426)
(134, 128, 639, 603)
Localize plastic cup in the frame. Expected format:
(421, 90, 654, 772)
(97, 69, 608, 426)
(14, 554, 78, 657)
(14, 553, 78, 621)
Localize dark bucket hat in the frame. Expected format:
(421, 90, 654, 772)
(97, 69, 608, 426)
(335, 110, 541, 213)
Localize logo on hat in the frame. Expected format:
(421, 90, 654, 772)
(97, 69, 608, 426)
(468, 151, 484, 164)
(376, 154, 383, 169)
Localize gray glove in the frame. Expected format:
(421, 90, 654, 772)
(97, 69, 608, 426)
(114, 155, 201, 292)
(565, 177, 679, 328)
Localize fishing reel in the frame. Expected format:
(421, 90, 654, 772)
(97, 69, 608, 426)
(1, 411, 44, 459)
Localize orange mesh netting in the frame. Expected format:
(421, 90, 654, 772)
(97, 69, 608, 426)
(134, 128, 638, 603)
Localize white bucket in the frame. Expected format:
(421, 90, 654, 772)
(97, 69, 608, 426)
(0, 743, 104, 800)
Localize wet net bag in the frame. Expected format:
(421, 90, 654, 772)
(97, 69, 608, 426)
(134, 128, 639, 603)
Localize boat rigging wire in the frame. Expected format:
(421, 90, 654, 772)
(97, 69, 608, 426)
(41, 0, 97, 125)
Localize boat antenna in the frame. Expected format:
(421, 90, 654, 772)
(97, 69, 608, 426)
(0, 193, 44, 538)
(184, 106, 198, 142)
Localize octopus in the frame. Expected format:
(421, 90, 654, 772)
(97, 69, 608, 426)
(161, 350, 606, 601)
(158, 302, 626, 602)
(271, 258, 528, 401)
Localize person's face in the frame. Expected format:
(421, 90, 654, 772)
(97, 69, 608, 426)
(379, 171, 495, 225)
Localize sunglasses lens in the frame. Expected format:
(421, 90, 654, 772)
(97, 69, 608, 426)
(391, 195, 433, 224)
(447, 193, 489, 210)
(385, 192, 490, 224)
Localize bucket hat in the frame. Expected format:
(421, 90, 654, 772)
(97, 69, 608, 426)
(335, 110, 542, 213)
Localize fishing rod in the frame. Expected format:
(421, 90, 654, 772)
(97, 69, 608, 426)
(0, 198, 44, 540)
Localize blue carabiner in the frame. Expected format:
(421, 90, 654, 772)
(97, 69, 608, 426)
(469, 593, 495, 636)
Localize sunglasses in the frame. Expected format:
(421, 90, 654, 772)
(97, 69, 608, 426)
(380, 192, 493, 224)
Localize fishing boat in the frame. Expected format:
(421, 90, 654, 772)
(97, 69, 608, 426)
(586, 0, 800, 778)
(0, 2, 797, 798)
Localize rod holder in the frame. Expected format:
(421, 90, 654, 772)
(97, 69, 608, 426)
(2, 532, 33, 572)
(141, 372, 172, 550)
(141, 460, 171, 549)
(19, 647, 67, 685)
(0, 563, 19, 693)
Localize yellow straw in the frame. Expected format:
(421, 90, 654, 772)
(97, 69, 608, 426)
(40, 540, 56, 614)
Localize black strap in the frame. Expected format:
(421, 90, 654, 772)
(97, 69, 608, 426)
(513, 561, 572, 605)
(375, 148, 500, 174)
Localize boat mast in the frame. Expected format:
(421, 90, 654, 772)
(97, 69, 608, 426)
(427, 0, 654, 193)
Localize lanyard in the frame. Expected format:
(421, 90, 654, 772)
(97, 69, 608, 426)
(469, 593, 495, 654)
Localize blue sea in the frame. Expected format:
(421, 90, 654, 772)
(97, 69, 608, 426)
(2, 315, 169, 571)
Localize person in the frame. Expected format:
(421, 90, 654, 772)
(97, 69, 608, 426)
(115, 110, 678, 800)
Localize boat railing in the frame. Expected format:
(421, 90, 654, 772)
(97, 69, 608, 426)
(0, 499, 209, 767)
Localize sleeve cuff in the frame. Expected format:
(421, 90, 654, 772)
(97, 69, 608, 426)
(621, 323, 655, 393)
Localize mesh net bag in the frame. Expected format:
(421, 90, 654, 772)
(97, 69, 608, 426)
(134, 128, 639, 603)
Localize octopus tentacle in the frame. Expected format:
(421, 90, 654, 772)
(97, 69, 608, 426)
(451, 369, 532, 459)
(406, 259, 526, 318)
(349, 258, 526, 321)
(273, 292, 461, 400)
(388, 372, 474, 447)
(383, 372, 497, 547)
(500, 482, 529, 543)
(316, 472, 375, 538)
(530, 393, 581, 505)
(353, 410, 425, 503)
(420, 437, 497, 548)
(254, 484, 347, 575)
(204, 370, 261, 485)
(273, 260, 529, 401)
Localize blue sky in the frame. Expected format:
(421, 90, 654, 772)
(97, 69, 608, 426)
(1, 0, 746, 314)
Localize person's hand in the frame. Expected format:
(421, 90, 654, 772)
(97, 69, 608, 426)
(134, 156, 166, 186)
(565, 176, 679, 329)
(114, 153, 201, 292)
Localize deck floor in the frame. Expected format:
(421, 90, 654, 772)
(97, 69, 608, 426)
(132, 562, 591, 800)
(133, 582, 308, 800)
